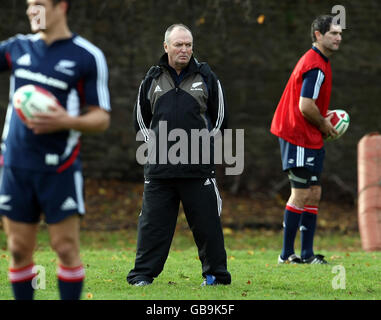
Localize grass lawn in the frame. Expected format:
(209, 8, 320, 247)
(0, 228, 380, 300)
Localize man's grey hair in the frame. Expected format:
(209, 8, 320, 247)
(164, 23, 193, 44)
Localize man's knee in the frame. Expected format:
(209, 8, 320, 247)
(287, 168, 322, 207)
(307, 186, 322, 206)
(51, 236, 79, 265)
(289, 188, 310, 208)
(8, 236, 35, 265)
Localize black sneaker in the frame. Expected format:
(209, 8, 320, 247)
(278, 254, 302, 264)
(302, 254, 328, 264)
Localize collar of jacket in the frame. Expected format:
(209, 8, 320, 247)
(158, 53, 200, 75)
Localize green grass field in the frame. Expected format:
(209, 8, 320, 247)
(1, 228, 380, 300)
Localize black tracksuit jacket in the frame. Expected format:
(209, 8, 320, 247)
(133, 53, 228, 179)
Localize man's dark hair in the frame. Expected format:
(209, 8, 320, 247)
(311, 14, 334, 42)
(52, 0, 71, 14)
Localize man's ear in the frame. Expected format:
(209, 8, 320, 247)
(314, 30, 323, 41)
(58, 1, 69, 14)
(163, 41, 168, 53)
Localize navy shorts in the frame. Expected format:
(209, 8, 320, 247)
(279, 138, 325, 188)
(0, 164, 85, 224)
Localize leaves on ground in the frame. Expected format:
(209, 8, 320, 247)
(0, 178, 359, 233)
(80, 179, 359, 232)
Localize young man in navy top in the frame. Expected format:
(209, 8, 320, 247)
(0, 0, 110, 300)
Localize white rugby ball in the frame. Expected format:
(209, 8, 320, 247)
(325, 109, 350, 141)
(12, 84, 60, 121)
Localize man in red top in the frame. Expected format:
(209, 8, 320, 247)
(270, 15, 342, 264)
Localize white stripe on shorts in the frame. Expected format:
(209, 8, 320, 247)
(74, 171, 85, 215)
(296, 146, 305, 167)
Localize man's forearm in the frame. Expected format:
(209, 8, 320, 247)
(299, 97, 325, 130)
(71, 107, 110, 133)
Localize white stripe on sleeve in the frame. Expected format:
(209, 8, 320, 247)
(211, 80, 225, 136)
(136, 81, 150, 142)
(312, 70, 325, 100)
(73, 36, 111, 111)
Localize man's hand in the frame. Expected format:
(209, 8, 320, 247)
(319, 112, 338, 139)
(299, 98, 338, 138)
(26, 104, 71, 134)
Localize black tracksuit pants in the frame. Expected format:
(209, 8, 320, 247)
(127, 178, 231, 285)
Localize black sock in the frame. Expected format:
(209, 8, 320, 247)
(9, 264, 36, 300)
(57, 264, 85, 300)
(281, 204, 303, 259)
(300, 206, 318, 260)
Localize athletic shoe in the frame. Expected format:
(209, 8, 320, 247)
(134, 280, 152, 287)
(201, 275, 221, 286)
(302, 254, 328, 264)
(278, 254, 302, 264)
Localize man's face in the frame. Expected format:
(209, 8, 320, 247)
(26, 0, 64, 32)
(317, 24, 342, 52)
(164, 28, 193, 70)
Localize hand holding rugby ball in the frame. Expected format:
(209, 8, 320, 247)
(12, 84, 60, 122)
(325, 109, 350, 141)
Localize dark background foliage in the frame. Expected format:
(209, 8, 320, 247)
(0, 0, 380, 204)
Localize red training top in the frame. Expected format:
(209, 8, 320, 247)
(270, 48, 332, 149)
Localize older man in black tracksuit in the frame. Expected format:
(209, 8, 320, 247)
(127, 24, 231, 286)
